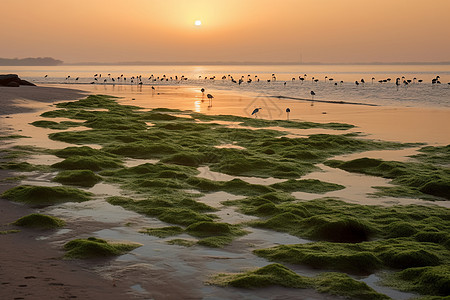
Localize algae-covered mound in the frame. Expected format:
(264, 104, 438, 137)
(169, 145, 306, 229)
(254, 238, 448, 274)
(411, 144, 450, 166)
(53, 146, 117, 159)
(106, 196, 215, 226)
(313, 272, 390, 300)
(210, 264, 389, 299)
(0, 134, 30, 140)
(229, 197, 450, 247)
(52, 155, 123, 171)
(53, 169, 102, 187)
(255, 242, 382, 274)
(64, 237, 141, 259)
(1, 185, 92, 205)
(13, 213, 65, 229)
(270, 179, 345, 193)
(210, 263, 311, 289)
(186, 221, 247, 247)
(383, 265, 450, 296)
(325, 157, 450, 200)
(0, 161, 40, 172)
(31, 120, 82, 130)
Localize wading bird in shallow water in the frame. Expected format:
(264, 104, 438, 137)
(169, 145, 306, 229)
(286, 108, 291, 120)
(310, 91, 315, 106)
(251, 107, 262, 118)
(207, 94, 214, 107)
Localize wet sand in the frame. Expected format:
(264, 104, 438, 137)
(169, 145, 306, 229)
(0, 86, 129, 300)
(1, 84, 448, 299)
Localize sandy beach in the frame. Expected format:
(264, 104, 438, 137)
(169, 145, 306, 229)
(1, 84, 449, 299)
(0, 86, 132, 300)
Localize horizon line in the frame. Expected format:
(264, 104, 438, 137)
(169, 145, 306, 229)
(64, 61, 450, 66)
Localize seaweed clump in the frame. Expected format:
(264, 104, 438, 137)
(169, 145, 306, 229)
(254, 239, 447, 274)
(1, 185, 92, 205)
(186, 221, 247, 247)
(64, 237, 141, 259)
(53, 169, 102, 187)
(382, 265, 450, 297)
(13, 213, 65, 229)
(210, 263, 311, 289)
(210, 263, 389, 300)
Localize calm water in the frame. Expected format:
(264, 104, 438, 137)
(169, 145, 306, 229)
(2, 64, 450, 107)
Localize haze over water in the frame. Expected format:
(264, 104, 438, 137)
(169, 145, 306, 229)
(6, 64, 450, 108)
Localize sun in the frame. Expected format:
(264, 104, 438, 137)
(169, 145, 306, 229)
(194, 20, 202, 27)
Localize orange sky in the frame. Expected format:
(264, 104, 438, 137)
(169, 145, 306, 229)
(1, 0, 450, 63)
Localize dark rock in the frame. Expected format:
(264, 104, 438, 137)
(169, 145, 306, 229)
(19, 79, 36, 86)
(6, 81, 20, 87)
(0, 74, 36, 87)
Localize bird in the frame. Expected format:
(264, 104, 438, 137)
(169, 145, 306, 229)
(310, 91, 315, 106)
(201, 88, 205, 93)
(207, 94, 214, 107)
(251, 107, 262, 118)
(44, 75, 48, 78)
(286, 108, 291, 120)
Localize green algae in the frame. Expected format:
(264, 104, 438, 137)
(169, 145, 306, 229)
(186, 221, 247, 247)
(166, 239, 197, 247)
(31, 120, 82, 130)
(411, 145, 450, 166)
(1, 185, 92, 205)
(103, 142, 181, 159)
(1, 175, 27, 182)
(63, 236, 141, 259)
(255, 239, 448, 274)
(325, 158, 450, 200)
(0, 134, 30, 140)
(41, 96, 415, 184)
(210, 263, 389, 299)
(106, 196, 215, 226)
(13, 213, 65, 229)
(140, 226, 184, 238)
(210, 263, 311, 289)
(52, 146, 117, 159)
(313, 272, 390, 300)
(382, 265, 450, 297)
(187, 177, 275, 196)
(0, 161, 43, 172)
(197, 236, 236, 248)
(53, 170, 102, 187)
(226, 197, 449, 246)
(52, 155, 123, 171)
(0, 229, 20, 235)
(270, 179, 345, 193)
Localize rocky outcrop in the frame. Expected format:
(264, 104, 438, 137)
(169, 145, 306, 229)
(0, 74, 36, 87)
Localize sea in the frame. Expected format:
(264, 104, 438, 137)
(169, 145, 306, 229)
(2, 64, 450, 108)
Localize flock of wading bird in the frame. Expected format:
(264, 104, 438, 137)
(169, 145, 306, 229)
(44, 72, 448, 113)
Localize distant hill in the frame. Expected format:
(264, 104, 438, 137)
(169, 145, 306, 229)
(0, 57, 63, 66)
